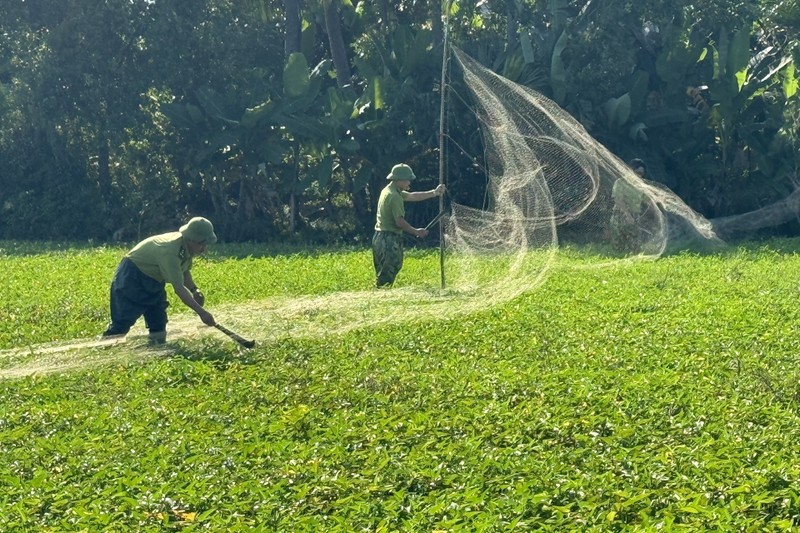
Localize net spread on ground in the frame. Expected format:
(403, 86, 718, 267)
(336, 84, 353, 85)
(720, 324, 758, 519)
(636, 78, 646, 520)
(1, 50, 723, 378)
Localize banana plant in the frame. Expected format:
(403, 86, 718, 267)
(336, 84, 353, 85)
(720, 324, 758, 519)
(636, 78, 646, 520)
(160, 51, 364, 237)
(675, 24, 796, 214)
(643, 20, 798, 216)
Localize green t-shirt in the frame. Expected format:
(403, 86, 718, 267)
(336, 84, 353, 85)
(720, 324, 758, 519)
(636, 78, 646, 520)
(126, 231, 192, 287)
(375, 183, 410, 234)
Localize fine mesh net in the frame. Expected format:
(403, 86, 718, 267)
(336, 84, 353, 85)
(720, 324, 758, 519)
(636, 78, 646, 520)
(442, 47, 722, 297)
(1, 48, 728, 379)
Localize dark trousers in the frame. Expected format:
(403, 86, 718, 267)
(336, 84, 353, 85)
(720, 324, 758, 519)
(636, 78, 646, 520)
(372, 231, 404, 287)
(103, 258, 169, 335)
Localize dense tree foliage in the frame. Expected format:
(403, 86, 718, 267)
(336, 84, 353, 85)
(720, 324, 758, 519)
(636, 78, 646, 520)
(0, 0, 798, 242)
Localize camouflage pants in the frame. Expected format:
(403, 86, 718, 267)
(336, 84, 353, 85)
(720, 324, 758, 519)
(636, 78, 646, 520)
(372, 231, 404, 287)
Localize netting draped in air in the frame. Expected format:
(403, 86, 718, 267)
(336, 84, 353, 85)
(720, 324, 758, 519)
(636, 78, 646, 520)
(0, 48, 730, 379)
(441, 48, 722, 298)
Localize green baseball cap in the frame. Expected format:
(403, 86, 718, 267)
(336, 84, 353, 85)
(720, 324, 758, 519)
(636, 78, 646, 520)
(386, 163, 416, 181)
(180, 217, 217, 244)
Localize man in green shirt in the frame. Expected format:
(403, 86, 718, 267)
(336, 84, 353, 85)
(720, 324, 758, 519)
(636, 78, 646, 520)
(101, 217, 217, 344)
(373, 163, 445, 287)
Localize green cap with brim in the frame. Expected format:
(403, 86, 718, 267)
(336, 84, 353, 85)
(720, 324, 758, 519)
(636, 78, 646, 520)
(180, 217, 217, 244)
(386, 163, 416, 181)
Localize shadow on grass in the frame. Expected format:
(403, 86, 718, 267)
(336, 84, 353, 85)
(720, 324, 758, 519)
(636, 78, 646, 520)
(728, 236, 800, 255)
(168, 338, 266, 370)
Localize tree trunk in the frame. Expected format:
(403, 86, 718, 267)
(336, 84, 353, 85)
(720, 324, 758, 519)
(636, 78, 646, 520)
(710, 188, 800, 239)
(432, 2, 443, 47)
(323, 0, 351, 88)
(289, 139, 301, 233)
(289, 193, 297, 233)
(97, 134, 112, 204)
(505, 0, 518, 51)
(284, 0, 303, 234)
(284, 0, 302, 57)
(378, 0, 389, 35)
(342, 163, 368, 229)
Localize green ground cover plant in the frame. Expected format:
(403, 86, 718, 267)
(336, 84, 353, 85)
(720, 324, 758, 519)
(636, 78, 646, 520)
(2, 240, 800, 530)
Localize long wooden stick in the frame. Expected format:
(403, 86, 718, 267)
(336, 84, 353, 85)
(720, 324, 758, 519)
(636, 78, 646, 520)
(437, 0, 453, 289)
(215, 324, 255, 348)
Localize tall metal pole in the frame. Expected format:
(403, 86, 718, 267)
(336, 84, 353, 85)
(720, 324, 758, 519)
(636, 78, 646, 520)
(437, 0, 452, 289)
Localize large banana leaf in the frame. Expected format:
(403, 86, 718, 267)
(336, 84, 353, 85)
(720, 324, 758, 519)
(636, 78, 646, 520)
(195, 86, 238, 124)
(550, 30, 568, 104)
(284, 52, 311, 98)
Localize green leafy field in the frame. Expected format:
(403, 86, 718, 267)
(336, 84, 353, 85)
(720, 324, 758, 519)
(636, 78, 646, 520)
(2, 240, 800, 530)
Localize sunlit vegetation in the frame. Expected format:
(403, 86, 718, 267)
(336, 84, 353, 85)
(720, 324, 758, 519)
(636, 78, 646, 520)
(2, 241, 800, 529)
